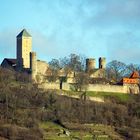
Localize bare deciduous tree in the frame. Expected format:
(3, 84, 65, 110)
(106, 60, 128, 82)
(74, 72, 89, 91)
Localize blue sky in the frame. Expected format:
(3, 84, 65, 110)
(0, 0, 140, 64)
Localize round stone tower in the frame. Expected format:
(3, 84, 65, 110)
(99, 57, 106, 69)
(30, 52, 37, 81)
(86, 58, 96, 72)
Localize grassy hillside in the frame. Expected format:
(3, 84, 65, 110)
(59, 90, 133, 102)
(86, 91, 132, 102)
(39, 121, 123, 140)
(0, 68, 140, 140)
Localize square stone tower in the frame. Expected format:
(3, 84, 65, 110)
(16, 29, 32, 69)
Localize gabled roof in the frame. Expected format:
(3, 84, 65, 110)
(16, 29, 31, 38)
(129, 71, 140, 79)
(121, 78, 139, 84)
(3, 58, 17, 66)
(119, 71, 140, 85)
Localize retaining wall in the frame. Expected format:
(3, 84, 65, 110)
(39, 82, 60, 90)
(87, 84, 128, 93)
(38, 82, 139, 94)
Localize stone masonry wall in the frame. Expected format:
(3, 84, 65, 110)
(38, 82, 60, 90)
(37, 60, 49, 75)
(87, 84, 128, 93)
(38, 82, 139, 94)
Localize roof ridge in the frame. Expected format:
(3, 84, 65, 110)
(17, 29, 31, 38)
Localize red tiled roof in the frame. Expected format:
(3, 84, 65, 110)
(119, 71, 140, 85)
(122, 78, 139, 84)
(129, 71, 140, 79)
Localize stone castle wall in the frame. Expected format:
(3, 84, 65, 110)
(87, 84, 139, 94)
(38, 82, 139, 94)
(87, 84, 127, 93)
(37, 60, 49, 75)
(38, 82, 60, 90)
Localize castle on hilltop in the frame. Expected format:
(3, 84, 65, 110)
(1, 29, 49, 81)
(1, 29, 106, 83)
(1, 29, 139, 94)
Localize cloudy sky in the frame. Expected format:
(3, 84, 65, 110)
(0, 0, 140, 64)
